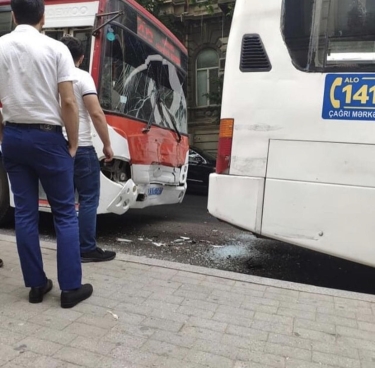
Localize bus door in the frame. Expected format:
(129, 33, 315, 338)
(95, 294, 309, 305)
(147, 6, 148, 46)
(43, 28, 93, 72)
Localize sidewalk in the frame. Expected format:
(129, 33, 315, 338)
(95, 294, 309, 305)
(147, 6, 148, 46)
(1, 235, 375, 368)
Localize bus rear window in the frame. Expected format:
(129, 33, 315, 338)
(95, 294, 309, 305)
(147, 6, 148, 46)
(282, 0, 375, 72)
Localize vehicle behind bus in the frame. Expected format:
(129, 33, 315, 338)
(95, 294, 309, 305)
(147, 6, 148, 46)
(208, 0, 375, 267)
(0, 0, 189, 224)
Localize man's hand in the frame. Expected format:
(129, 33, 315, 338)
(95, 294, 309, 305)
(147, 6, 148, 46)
(103, 145, 114, 162)
(69, 144, 78, 158)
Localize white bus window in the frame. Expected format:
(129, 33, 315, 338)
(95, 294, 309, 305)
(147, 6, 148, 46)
(44, 29, 64, 41)
(283, 0, 375, 72)
(196, 48, 219, 107)
(73, 29, 92, 72)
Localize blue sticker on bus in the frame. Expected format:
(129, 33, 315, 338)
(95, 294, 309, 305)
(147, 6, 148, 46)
(148, 187, 163, 196)
(322, 74, 375, 121)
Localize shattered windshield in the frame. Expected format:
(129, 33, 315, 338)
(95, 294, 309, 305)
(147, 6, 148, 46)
(98, 20, 187, 134)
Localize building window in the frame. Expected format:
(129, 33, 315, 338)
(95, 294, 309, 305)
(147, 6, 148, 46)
(196, 48, 219, 106)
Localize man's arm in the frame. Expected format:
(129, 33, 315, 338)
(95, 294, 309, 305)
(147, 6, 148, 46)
(59, 81, 79, 157)
(83, 94, 114, 161)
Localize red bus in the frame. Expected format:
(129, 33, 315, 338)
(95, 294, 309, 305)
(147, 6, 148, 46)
(0, 0, 189, 224)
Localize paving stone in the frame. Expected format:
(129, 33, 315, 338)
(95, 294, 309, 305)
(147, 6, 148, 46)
(110, 345, 160, 366)
(236, 349, 285, 367)
(316, 312, 357, 328)
(227, 324, 270, 340)
(312, 351, 361, 368)
(213, 312, 253, 328)
(154, 355, 206, 368)
(151, 330, 196, 348)
(187, 316, 227, 333)
(311, 341, 359, 359)
(242, 303, 278, 314)
(294, 318, 336, 334)
(279, 301, 316, 313)
(30, 326, 77, 345)
(181, 298, 219, 312)
(234, 362, 272, 368)
(68, 335, 117, 356)
(141, 339, 189, 360)
(147, 292, 185, 305)
(200, 281, 233, 292)
(192, 338, 238, 360)
(222, 334, 266, 351)
(53, 346, 102, 367)
(185, 349, 234, 368)
(142, 299, 181, 312)
(252, 320, 293, 335)
(177, 305, 214, 319)
(180, 326, 223, 342)
(96, 356, 147, 368)
(0, 342, 21, 366)
(13, 336, 63, 356)
(286, 359, 331, 368)
(357, 321, 375, 332)
(141, 316, 184, 332)
(265, 342, 311, 361)
(277, 307, 315, 321)
(268, 333, 313, 351)
(293, 327, 336, 344)
(336, 325, 375, 342)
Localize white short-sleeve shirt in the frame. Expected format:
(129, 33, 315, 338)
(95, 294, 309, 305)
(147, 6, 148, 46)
(0, 25, 76, 126)
(72, 67, 97, 146)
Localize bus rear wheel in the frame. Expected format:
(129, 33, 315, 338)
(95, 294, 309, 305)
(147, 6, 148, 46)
(0, 159, 13, 226)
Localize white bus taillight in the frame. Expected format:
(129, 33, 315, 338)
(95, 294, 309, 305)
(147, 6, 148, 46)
(216, 118, 234, 174)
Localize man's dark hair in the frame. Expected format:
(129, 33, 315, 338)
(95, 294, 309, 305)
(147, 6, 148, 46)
(11, 0, 44, 26)
(60, 36, 84, 63)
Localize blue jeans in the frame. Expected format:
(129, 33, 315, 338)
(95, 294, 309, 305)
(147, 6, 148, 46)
(74, 146, 100, 253)
(2, 125, 82, 290)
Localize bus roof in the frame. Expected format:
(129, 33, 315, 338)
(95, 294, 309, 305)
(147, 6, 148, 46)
(0, 0, 187, 55)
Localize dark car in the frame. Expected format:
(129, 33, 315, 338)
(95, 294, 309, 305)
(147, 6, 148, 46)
(187, 146, 216, 194)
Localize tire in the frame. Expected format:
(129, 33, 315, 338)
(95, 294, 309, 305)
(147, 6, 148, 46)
(0, 159, 13, 226)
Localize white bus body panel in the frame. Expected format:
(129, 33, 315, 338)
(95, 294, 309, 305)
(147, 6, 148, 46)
(262, 179, 375, 267)
(208, 174, 264, 233)
(208, 0, 375, 266)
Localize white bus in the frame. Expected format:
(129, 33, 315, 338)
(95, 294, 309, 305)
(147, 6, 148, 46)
(208, 0, 375, 267)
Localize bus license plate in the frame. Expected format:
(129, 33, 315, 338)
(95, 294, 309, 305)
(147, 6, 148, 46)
(148, 187, 163, 196)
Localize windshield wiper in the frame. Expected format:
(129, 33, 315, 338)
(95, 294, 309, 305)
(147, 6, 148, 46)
(142, 90, 159, 133)
(162, 104, 182, 143)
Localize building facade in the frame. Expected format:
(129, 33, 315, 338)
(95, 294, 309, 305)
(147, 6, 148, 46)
(160, 0, 235, 155)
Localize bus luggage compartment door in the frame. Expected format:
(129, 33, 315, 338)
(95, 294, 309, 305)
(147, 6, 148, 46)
(262, 139, 375, 267)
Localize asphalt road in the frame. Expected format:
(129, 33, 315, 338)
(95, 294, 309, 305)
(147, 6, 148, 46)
(1, 193, 375, 295)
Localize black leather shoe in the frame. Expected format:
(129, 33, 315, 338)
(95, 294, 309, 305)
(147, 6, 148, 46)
(61, 283, 93, 308)
(0, 259, 3, 268)
(29, 279, 53, 303)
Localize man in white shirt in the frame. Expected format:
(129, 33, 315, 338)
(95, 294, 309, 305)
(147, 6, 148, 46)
(0, 0, 93, 308)
(60, 36, 116, 262)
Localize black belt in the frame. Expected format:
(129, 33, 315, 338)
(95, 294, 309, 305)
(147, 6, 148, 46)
(6, 122, 62, 133)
